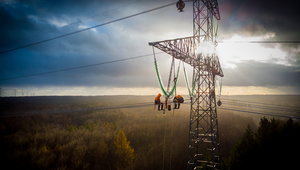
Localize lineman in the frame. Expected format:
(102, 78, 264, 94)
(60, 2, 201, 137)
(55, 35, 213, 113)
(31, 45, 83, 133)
(173, 95, 184, 109)
(154, 93, 164, 111)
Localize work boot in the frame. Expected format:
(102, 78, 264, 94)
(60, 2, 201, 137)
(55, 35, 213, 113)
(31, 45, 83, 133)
(174, 103, 177, 109)
(168, 105, 171, 111)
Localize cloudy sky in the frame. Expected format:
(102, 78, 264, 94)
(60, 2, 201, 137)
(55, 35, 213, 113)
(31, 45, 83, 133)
(0, 0, 299, 96)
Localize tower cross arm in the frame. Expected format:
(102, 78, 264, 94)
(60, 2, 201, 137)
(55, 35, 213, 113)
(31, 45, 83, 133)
(149, 36, 199, 66)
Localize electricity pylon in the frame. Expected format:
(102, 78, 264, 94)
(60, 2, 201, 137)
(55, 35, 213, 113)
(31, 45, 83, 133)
(149, 0, 223, 169)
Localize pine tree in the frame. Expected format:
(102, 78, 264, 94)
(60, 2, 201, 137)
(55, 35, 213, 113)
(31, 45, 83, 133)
(113, 129, 135, 170)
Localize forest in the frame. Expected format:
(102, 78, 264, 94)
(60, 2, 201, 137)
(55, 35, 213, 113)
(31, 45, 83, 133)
(0, 95, 299, 170)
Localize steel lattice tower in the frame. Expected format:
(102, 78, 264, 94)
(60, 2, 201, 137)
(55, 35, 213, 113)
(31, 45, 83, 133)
(149, 0, 223, 169)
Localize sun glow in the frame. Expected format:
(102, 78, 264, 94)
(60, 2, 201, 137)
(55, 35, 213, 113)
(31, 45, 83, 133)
(197, 41, 215, 56)
(217, 34, 288, 68)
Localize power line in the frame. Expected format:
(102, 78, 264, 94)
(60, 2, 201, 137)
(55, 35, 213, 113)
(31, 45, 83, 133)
(222, 103, 299, 118)
(224, 102, 300, 113)
(223, 102, 300, 115)
(186, 100, 300, 119)
(1, 1, 298, 56)
(222, 98, 300, 115)
(223, 100, 300, 111)
(223, 98, 300, 110)
(1, 100, 299, 120)
(219, 107, 300, 120)
(218, 40, 300, 44)
(0, 1, 176, 55)
(0, 52, 162, 82)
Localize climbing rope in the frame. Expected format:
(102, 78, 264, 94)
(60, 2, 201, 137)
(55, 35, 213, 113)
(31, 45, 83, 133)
(166, 57, 175, 93)
(169, 108, 175, 170)
(164, 57, 176, 113)
(173, 58, 177, 97)
(162, 113, 167, 170)
(153, 46, 181, 169)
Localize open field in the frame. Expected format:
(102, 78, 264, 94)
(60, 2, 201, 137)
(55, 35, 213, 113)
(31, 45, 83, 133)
(0, 95, 299, 169)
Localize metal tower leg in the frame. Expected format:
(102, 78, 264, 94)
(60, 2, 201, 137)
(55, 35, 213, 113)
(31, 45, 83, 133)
(188, 62, 220, 169)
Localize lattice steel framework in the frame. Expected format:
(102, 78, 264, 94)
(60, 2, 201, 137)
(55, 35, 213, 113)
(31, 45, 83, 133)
(149, 0, 223, 169)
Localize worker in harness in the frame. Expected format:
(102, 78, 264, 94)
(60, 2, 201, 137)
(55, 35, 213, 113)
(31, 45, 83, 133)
(173, 95, 184, 109)
(154, 93, 163, 111)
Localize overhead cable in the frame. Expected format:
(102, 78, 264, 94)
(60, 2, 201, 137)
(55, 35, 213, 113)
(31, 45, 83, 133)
(2, 101, 300, 120)
(0, 52, 162, 81)
(218, 40, 300, 44)
(0, 2, 176, 55)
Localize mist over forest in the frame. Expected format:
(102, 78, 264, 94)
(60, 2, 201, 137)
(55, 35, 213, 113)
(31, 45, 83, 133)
(0, 95, 299, 169)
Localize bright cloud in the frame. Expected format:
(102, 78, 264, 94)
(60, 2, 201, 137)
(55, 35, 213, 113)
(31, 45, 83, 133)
(218, 34, 288, 68)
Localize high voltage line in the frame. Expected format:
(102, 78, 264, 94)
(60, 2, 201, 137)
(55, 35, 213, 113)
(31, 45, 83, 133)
(223, 103, 300, 117)
(2, 1, 298, 56)
(0, 2, 176, 55)
(0, 52, 162, 81)
(1, 1, 299, 56)
(1, 101, 299, 120)
(222, 98, 300, 110)
(1, 1, 299, 117)
(219, 107, 300, 120)
(223, 101, 300, 112)
(223, 102, 300, 115)
(218, 40, 300, 44)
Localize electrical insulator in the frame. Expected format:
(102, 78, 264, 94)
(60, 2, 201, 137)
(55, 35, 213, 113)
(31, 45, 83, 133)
(176, 0, 185, 12)
(217, 100, 222, 106)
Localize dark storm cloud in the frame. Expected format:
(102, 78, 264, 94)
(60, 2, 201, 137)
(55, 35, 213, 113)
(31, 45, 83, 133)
(220, 0, 300, 39)
(0, 0, 299, 91)
(219, 0, 300, 91)
(223, 60, 300, 87)
(0, 0, 185, 88)
(220, 0, 300, 66)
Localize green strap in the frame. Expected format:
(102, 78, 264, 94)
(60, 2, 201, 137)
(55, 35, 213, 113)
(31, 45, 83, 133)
(153, 47, 180, 98)
(154, 58, 168, 96)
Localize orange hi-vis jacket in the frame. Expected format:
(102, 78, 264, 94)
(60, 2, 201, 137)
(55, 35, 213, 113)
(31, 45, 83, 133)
(174, 95, 184, 103)
(175, 95, 183, 99)
(155, 93, 162, 101)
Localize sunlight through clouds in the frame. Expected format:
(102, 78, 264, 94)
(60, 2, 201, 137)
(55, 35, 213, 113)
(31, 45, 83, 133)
(218, 34, 287, 68)
(1, 0, 299, 95)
